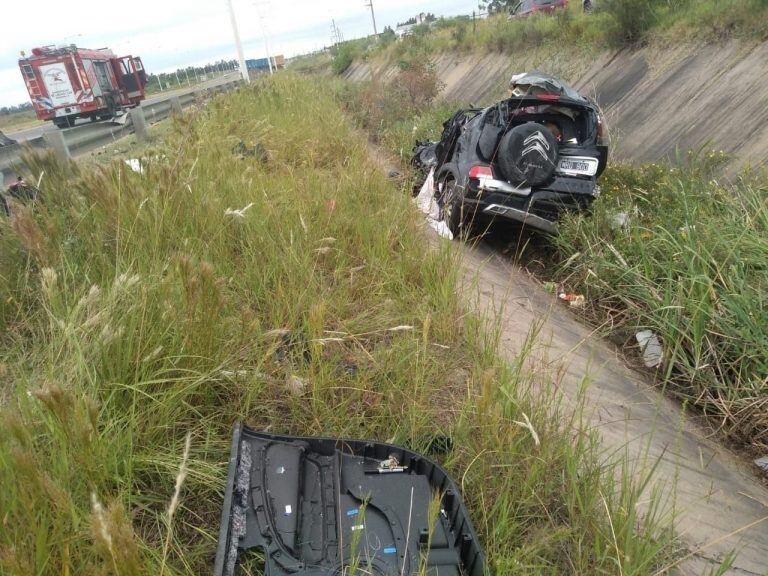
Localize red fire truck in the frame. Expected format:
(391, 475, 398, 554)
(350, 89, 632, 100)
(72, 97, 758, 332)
(18, 45, 148, 128)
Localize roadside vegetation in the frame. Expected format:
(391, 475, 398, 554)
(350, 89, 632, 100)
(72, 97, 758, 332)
(0, 75, 676, 574)
(553, 156, 768, 453)
(325, 0, 768, 76)
(0, 108, 42, 133)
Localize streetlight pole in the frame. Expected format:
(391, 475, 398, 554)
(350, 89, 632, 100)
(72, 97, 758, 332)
(227, 0, 250, 83)
(365, 0, 378, 36)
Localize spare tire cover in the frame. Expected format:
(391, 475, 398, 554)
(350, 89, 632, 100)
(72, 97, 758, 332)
(496, 122, 558, 186)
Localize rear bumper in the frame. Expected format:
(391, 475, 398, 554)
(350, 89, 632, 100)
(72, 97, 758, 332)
(465, 175, 597, 233)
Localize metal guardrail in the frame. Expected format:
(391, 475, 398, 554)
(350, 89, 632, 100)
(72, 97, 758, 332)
(0, 79, 243, 178)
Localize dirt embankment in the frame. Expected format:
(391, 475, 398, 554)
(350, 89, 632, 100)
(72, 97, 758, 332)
(346, 39, 768, 172)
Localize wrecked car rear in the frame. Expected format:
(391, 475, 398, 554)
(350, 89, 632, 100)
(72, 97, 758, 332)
(414, 72, 608, 235)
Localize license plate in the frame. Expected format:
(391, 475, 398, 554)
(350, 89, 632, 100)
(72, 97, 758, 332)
(557, 157, 598, 176)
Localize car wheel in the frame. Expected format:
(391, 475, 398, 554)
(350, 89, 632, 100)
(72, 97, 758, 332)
(440, 177, 466, 238)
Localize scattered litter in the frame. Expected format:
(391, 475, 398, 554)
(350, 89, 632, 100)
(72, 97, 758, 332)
(387, 169, 401, 179)
(432, 220, 454, 239)
(754, 456, 768, 473)
(286, 374, 307, 396)
(636, 330, 663, 368)
(351, 524, 365, 531)
(610, 211, 629, 230)
(124, 158, 144, 174)
(284, 505, 292, 516)
(543, 281, 557, 294)
(346, 508, 360, 517)
(383, 547, 397, 555)
(558, 292, 585, 309)
(224, 203, 254, 218)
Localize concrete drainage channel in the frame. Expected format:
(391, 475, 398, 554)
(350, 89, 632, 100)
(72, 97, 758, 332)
(0, 79, 244, 181)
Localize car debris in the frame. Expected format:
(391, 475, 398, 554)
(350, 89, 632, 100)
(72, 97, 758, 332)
(755, 456, 768, 473)
(214, 423, 486, 576)
(1, 176, 39, 217)
(232, 140, 269, 163)
(412, 71, 608, 237)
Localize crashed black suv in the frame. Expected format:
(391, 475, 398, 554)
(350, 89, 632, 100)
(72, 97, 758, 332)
(413, 72, 608, 235)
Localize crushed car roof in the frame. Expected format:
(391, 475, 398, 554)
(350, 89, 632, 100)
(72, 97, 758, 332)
(509, 70, 587, 102)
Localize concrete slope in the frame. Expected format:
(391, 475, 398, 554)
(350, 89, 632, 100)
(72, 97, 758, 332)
(347, 39, 768, 171)
(367, 141, 768, 574)
(462, 242, 768, 575)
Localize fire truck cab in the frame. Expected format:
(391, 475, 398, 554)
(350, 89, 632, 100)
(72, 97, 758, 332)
(19, 45, 148, 128)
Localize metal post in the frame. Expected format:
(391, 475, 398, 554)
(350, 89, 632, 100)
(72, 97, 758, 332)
(365, 0, 378, 36)
(130, 106, 149, 142)
(43, 130, 71, 163)
(227, 0, 250, 83)
(170, 96, 182, 115)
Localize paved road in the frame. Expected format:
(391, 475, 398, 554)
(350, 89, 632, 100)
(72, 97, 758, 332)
(6, 71, 241, 143)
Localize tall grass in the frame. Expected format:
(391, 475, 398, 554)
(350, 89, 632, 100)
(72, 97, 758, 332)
(0, 75, 674, 574)
(554, 156, 768, 452)
(336, 0, 768, 67)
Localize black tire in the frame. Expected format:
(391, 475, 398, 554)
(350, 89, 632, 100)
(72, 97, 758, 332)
(497, 122, 559, 186)
(440, 177, 474, 239)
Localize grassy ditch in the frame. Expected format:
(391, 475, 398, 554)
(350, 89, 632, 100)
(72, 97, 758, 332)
(0, 75, 676, 574)
(343, 58, 768, 456)
(553, 157, 768, 453)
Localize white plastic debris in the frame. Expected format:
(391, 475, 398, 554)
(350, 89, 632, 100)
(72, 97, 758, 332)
(224, 203, 254, 218)
(124, 158, 144, 174)
(286, 374, 307, 396)
(415, 168, 440, 220)
(414, 168, 454, 240)
(432, 220, 454, 239)
(755, 456, 768, 473)
(610, 211, 629, 230)
(636, 330, 663, 368)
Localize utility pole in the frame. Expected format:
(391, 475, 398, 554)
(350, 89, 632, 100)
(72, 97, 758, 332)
(227, 0, 250, 83)
(364, 0, 378, 36)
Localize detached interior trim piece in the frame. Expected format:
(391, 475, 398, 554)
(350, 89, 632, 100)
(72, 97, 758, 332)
(214, 423, 487, 576)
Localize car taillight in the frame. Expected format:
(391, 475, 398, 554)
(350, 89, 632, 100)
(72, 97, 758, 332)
(536, 93, 560, 101)
(596, 113, 606, 145)
(468, 165, 494, 179)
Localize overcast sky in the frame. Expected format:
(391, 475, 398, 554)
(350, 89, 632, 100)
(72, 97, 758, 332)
(1, 0, 479, 107)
